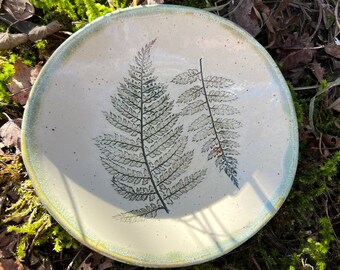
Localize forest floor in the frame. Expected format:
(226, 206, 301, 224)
(0, 0, 339, 269)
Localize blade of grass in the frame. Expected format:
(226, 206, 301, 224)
(309, 77, 340, 134)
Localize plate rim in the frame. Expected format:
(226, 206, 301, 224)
(21, 4, 299, 268)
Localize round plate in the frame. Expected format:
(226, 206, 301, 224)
(22, 5, 298, 268)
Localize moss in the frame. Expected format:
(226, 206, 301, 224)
(0, 55, 16, 106)
(319, 151, 340, 180)
(31, 0, 78, 21)
(3, 180, 79, 261)
(0, 156, 25, 187)
(300, 217, 335, 270)
(30, 0, 121, 23)
(287, 81, 304, 125)
(165, 0, 211, 8)
(34, 40, 48, 51)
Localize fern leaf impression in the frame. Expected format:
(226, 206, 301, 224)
(94, 40, 206, 220)
(172, 59, 241, 188)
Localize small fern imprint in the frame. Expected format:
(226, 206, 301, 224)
(172, 59, 241, 188)
(94, 40, 206, 222)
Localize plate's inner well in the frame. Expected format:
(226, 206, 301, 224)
(23, 6, 298, 267)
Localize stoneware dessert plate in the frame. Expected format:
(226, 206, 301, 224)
(22, 5, 298, 268)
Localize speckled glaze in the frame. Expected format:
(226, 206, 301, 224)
(22, 5, 298, 268)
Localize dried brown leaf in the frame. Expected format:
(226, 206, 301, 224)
(328, 97, 340, 112)
(273, 0, 290, 17)
(254, 0, 270, 16)
(280, 49, 314, 70)
(30, 62, 42, 85)
(0, 232, 17, 259)
(28, 21, 64, 42)
(310, 62, 325, 83)
(323, 134, 340, 149)
(229, 0, 261, 37)
(0, 117, 22, 154)
(7, 60, 42, 105)
(325, 43, 340, 58)
(300, 125, 315, 141)
(287, 67, 305, 84)
(0, 32, 28, 51)
(281, 32, 312, 49)
(29, 251, 53, 270)
(0, 258, 29, 270)
(7, 60, 31, 95)
(77, 252, 114, 270)
(2, 0, 35, 21)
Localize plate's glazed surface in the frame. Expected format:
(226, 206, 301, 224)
(22, 5, 298, 267)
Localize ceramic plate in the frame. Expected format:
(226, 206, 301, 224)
(22, 5, 298, 267)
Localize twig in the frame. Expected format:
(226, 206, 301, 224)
(310, 0, 323, 39)
(251, 253, 262, 270)
(66, 246, 84, 270)
(27, 220, 49, 258)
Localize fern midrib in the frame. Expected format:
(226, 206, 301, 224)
(139, 53, 170, 214)
(199, 59, 227, 164)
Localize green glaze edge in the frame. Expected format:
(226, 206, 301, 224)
(21, 4, 299, 268)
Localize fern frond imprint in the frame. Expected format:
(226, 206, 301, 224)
(172, 59, 241, 188)
(94, 40, 206, 221)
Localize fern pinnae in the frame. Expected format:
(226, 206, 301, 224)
(144, 100, 174, 126)
(114, 204, 164, 222)
(95, 39, 206, 220)
(207, 90, 238, 102)
(94, 133, 139, 151)
(177, 85, 203, 103)
(201, 137, 217, 152)
(198, 59, 240, 188)
(172, 58, 241, 188)
(146, 125, 183, 158)
(188, 114, 210, 132)
(203, 76, 234, 88)
(156, 150, 194, 186)
(192, 127, 215, 142)
(163, 169, 207, 203)
(100, 157, 149, 182)
(144, 114, 179, 142)
(171, 69, 200, 85)
(211, 104, 240, 115)
(180, 100, 207, 116)
(112, 180, 155, 201)
(113, 97, 140, 122)
(151, 137, 187, 173)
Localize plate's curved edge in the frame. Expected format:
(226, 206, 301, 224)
(21, 4, 299, 268)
